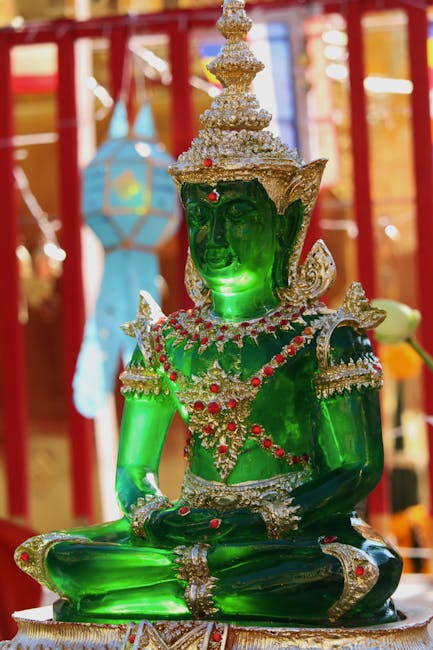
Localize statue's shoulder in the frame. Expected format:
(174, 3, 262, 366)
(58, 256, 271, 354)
(120, 291, 169, 399)
(311, 283, 386, 400)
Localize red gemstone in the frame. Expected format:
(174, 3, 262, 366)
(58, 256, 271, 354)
(275, 354, 285, 364)
(251, 329, 258, 336)
(159, 354, 167, 362)
(264, 366, 274, 377)
(287, 346, 297, 356)
(186, 429, 193, 438)
(209, 518, 221, 529)
(178, 506, 190, 516)
(205, 321, 213, 329)
(218, 444, 228, 454)
(355, 565, 365, 576)
(174, 323, 182, 330)
(227, 421, 237, 431)
(304, 327, 313, 335)
(373, 363, 381, 371)
(259, 318, 266, 324)
(200, 337, 209, 345)
(196, 317, 204, 324)
(204, 158, 213, 168)
(275, 447, 285, 458)
(302, 453, 310, 462)
(251, 424, 262, 435)
(241, 321, 250, 328)
(294, 336, 304, 345)
(267, 325, 276, 332)
(169, 318, 177, 325)
(208, 191, 219, 203)
(233, 334, 240, 341)
(279, 319, 289, 326)
(208, 402, 220, 414)
(227, 399, 237, 409)
(323, 535, 337, 544)
(155, 343, 163, 352)
(218, 335, 225, 341)
(191, 333, 199, 340)
(263, 438, 272, 448)
(20, 552, 29, 562)
(194, 401, 204, 411)
(164, 362, 171, 371)
(181, 330, 188, 337)
(274, 311, 282, 317)
(203, 425, 213, 435)
(212, 631, 222, 642)
(128, 634, 136, 644)
(210, 383, 220, 393)
(220, 325, 228, 331)
(292, 455, 300, 464)
(251, 377, 261, 387)
(169, 371, 178, 381)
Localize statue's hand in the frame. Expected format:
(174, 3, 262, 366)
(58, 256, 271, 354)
(254, 499, 301, 539)
(129, 495, 172, 538)
(143, 504, 267, 547)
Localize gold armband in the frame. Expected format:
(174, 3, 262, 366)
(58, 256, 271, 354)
(129, 495, 171, 538)
(314, 283, 385, 399)
(120, 363, 169, 398)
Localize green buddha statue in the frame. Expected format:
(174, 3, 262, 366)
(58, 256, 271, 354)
(15, 0, 402, 629)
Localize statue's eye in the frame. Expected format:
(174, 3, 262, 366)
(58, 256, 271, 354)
(226, 201, 255, 221)
(187, 204, 208, 227)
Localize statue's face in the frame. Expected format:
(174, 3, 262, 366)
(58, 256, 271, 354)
(183, 180, 277, 293)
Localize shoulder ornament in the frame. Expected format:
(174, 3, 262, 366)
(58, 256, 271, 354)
(120, 291, 168, 397)
(314, 283, 386, 399)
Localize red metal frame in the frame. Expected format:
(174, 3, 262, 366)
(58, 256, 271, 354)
(1, 0, 433, 521)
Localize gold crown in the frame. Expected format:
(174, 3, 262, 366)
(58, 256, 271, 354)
(168, 0, 326, 215)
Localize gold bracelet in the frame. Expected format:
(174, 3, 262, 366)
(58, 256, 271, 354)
(129, 495, 171, 538)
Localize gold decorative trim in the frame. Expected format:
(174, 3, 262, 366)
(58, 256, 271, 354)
(314, 283, 386, 399)
(281, 239, 336, 307)
(121, 291, 165, 365)
(184, 249, 212, 308)
(120, 364, 168, 397)
(2, 606, 433, 649)
(129, 495, 171, 538)
(180, 469, 311, 511)
(258, 499, 301, 539)
(14, 533, 89, 595)
(320, 541, 380, 621)
(175, 544, 218, 619)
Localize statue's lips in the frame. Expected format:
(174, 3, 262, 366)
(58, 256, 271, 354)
(204, 249, 234, 269)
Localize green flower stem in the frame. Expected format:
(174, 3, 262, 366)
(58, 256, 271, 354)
(407, 337, 433, 373)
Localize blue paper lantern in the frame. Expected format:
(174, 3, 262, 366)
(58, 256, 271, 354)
(73, 101, 180, 418)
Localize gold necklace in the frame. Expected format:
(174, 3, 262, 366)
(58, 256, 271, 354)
(158, 316, 324, 480)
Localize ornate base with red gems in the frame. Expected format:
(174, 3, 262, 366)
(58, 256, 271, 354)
(1, 606, 432, 650)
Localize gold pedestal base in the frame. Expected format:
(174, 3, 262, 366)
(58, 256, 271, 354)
(1, 606, 432, 649)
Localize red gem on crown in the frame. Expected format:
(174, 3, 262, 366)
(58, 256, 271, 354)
(204, 158, 213, 168)
(208, 191, 219, 203)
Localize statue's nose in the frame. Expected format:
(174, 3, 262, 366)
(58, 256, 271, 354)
(210, 212, 227, 245)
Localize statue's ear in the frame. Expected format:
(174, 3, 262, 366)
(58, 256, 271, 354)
(273, 199, 304, 287)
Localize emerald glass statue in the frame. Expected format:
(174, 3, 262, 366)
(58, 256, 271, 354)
(15, 0, 402, 627)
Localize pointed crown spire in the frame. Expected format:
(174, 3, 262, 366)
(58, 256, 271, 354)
(168, 0, 325, 214)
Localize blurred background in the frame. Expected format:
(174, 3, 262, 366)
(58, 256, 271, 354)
(1, 0, 433, 630)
